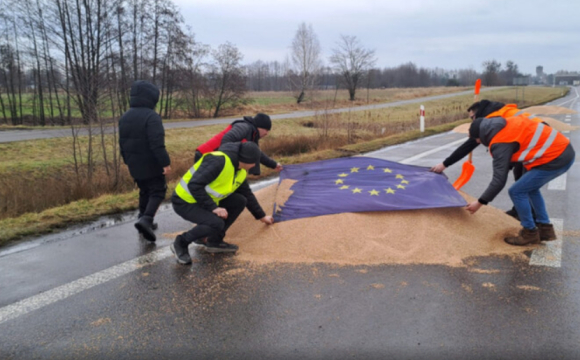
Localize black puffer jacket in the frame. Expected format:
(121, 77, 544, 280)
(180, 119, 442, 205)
(442, 101, 506, 167)
(221, 116, 277, 175)
(119, 81, 170, 180)
(180, 142, 266, 219)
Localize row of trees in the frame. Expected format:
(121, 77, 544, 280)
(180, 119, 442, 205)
(0, 0, 525, 127)
(0, 0, 254, 126)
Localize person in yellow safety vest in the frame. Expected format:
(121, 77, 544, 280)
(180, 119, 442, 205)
(170, 142, 274, 264)
(465, 114, 575, 246)
(430, 100, 544, 219)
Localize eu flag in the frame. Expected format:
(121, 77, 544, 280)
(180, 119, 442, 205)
(273, 156, 467, 222)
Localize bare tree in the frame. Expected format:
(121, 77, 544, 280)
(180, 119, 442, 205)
(206, 42, 246, 118)
(289, 22, 321, 104)
(482, 60, 502, 86)
(329, 35, 375, 101)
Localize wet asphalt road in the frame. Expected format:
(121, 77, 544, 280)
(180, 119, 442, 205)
(0, 87, 579, 359)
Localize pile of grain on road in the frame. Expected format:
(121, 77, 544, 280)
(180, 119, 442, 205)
(219, 183, 526, 267)
(453, 117, 577, 134)
(523, 105, 577, 115)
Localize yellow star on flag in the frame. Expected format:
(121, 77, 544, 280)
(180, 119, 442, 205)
(385, 188, 396, 194)
(396, 174, 404, 179)
(338, 173, 349, 178)
(335, 179, 344, 185)
(340, 185, 350, 190)
(368, 189, 380, 196)
(401, 180, 409, 184)
(383, 168, 392, 173)
(350, 167, 360, 173)
(352, 188, 362, 194)
(397, 184, 406, 189)
(367, 165, 375, 170)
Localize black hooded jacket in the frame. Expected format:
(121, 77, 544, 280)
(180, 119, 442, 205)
(221, 116, 277, 175)
(442, 101, 506, 167)
(119, 81, 170, 180)
(174, 142, 266, 220)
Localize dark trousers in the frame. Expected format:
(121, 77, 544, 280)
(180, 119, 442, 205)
(135, 175, 167, 219)
(172, 193, 247, 245)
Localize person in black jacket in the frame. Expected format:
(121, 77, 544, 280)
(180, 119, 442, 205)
(119, 80, 171, 242)
(171, 142, 274, 264)
(194, 113, 283, 175)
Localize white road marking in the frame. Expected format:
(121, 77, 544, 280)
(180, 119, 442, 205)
(0, 119, 571, 323)
(0, 247, 172, 325)
(548, 174, 567, 190)
(530, 219, 563, 268)
(399, 138, 466, 164)
(554, 87, 579, 107)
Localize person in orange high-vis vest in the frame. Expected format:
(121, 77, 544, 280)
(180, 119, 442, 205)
(465, 115, 575, 246)
(430, 100, 545, 220)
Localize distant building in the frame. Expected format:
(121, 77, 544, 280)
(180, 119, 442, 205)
(554, 73, 580, 85)
(536, 66, 544, 77)
(514, 76, 532, 85)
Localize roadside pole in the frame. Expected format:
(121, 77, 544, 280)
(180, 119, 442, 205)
(420, 105, 425, 132)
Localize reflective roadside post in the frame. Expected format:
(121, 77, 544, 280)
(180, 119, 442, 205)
(420, 105, 425, 132)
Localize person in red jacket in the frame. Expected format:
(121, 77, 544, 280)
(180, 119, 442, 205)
(195, 113, 283, 175)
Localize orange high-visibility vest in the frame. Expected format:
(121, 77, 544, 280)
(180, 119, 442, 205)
(485, 104, 520, 118)
(489, 115, 569, 170)
(486, 104, 543, 124)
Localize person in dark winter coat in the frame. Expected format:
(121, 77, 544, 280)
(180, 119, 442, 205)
(170, 142, 274, 264)
(119, 80, 171, 242)
(465, 114, 574, 246)
(195, 113, 283, 175)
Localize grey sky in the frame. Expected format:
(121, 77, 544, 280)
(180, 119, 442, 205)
(174, 0, 579, 75)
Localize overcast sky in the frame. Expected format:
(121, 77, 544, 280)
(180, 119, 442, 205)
(173, 0, 579, 75)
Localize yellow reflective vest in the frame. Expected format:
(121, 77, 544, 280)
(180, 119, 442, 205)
(175, 151, 247, 204)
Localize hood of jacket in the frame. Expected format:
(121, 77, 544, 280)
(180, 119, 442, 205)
(478, 117, 507, 146)
(476, 100, 506, 118)
(129, 81, 159, 109)
(217, 142, 242, 168)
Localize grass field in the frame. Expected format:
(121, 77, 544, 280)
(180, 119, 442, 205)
(0, 86, 568, 245)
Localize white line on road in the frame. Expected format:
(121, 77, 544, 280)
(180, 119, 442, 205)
(399, 138, 466, 164)
(0, 247, 172, 325)
(548, 174, 567, 190)
(0, 131, 567, 324)
(529, 219, 563, 268)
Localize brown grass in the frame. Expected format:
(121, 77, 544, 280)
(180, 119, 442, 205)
(0, 86, 568, 244)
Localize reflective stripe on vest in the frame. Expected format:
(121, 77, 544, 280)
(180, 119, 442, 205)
(489, 115, 569, 170)
(175, 152, 247, 204)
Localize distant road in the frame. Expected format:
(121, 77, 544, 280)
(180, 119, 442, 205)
(0, 87, 502, 143)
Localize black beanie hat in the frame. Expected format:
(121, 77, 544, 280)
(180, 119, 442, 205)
(253, 113, 272, 130)
(238, 142, 261, 164)
(469, 117, 484, 139)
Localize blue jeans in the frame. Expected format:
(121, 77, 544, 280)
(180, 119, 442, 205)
(508, 158, 574, 229)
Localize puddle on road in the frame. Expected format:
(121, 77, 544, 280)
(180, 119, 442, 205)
(0, 178, 279, 258)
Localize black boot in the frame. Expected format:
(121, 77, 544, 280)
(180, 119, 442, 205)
(170, 235, 192, 265)
(203, 241, 239, 253)
(135, 216, 156, 242)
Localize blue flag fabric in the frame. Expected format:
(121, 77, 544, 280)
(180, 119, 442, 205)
(273, 156, 467, 222)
